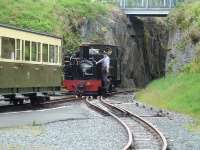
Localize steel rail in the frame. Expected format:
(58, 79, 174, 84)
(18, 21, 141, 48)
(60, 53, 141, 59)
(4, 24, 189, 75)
(41, 95, 79, 105)
(85, 97, 133, 150)
(0, 89, 133, 113)
(100, 98, 168, 150)
(0, 95, 80, 113)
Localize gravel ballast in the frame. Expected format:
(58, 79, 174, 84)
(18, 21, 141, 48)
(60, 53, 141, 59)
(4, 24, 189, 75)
(109, 94, 200, 150)
(1, 93, 200, 150)
(0, 102, 127, 150)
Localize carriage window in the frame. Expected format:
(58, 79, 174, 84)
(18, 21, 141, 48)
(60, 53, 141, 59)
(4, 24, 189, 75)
(37, 43, 41, 62)
(54, 46, 58, 63)
(25, 41, 30, 61)
(22, 40, 25, 60)
(49, 45, 58, 63)
(15, 39, 20, 60)
(49, 45, 55, 63)
(59, 46, 61, 64)
(31, 42, 37, 61)
(42, 44, 48, 62)
(1, 37, 15, 59)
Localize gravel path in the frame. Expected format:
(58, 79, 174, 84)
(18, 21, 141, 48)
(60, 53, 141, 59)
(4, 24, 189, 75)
(109, 93, 200, 150)
(0, 101, 127, 150)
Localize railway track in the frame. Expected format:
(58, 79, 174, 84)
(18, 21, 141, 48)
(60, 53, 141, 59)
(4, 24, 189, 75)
(0, 90, 167, 149)
(0, 95, 80, 113)
(85, 96, 167, 150)
(41, 95, 79, 106)
(0, 89, 133, 113)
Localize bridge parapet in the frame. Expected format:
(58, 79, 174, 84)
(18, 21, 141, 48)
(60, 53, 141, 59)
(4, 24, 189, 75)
(101, 0, 183, 15)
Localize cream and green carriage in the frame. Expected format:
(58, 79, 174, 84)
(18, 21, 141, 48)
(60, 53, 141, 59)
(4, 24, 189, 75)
(0, 24, 62, 105)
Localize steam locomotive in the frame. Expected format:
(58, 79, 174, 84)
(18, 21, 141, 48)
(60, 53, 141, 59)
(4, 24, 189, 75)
(63, 44, 121, 96)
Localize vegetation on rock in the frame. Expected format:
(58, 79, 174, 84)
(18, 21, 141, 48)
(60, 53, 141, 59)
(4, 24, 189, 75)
(0, 0, 109, 52)
(138, 1, 200, 128)
(168, 1, 200, 53)
(167, 0, 200, 73)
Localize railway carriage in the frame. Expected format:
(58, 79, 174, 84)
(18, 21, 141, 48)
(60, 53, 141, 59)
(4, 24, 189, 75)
(64, 44, 121, 96)
(0, 24, 62, 105)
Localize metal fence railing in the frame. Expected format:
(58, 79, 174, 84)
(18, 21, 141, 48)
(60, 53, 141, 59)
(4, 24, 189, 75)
(100, 0, 182, 9)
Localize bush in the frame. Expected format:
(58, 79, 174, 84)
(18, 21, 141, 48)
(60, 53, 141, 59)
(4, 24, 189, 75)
(167, 1, 200, 73)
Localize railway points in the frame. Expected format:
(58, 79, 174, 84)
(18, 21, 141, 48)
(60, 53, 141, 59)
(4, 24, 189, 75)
(85, 96, 167, 150)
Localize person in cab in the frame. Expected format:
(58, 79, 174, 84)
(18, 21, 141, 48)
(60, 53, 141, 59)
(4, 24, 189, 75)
(96, 48, 112, 93)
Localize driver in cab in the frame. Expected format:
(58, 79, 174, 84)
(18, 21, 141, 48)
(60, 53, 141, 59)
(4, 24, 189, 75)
(96, 48, 112, 92)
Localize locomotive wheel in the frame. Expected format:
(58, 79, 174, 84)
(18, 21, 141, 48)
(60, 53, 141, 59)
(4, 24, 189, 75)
(30, 99, 35, 106)
(107, 76, 113, 93)
(30, 98, 38, 106)
(45, 96, 50, 101)
(75, 83, 85, 96)
(13, 100, 18, 106)
(19, 99, 24, 105)
(98, 87, 103, 96)
(93, 95, 98, 99)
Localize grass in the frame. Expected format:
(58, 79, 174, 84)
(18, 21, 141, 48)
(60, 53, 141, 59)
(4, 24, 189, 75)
(137, 73, 200, 122)
(0, 0, 109, 52)
(168, 1, 200, 30)
(167, 1, 200, 50)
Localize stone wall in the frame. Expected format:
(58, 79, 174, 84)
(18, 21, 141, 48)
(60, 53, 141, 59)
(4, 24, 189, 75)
(166, 29, 197, 73)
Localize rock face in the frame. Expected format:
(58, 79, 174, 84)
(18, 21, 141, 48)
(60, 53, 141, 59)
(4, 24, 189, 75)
(166, 30, 197, 73)
(80, 9, 168, 88)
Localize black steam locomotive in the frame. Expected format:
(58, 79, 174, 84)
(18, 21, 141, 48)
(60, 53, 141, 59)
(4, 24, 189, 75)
(63, 44, 121, 96)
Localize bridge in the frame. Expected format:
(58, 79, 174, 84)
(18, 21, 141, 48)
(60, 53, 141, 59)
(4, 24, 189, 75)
(101, 0, 183, 16)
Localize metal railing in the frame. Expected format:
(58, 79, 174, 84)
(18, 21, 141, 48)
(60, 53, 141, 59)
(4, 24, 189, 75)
(101, 0, 180, 9)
